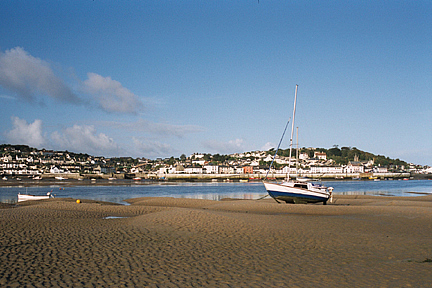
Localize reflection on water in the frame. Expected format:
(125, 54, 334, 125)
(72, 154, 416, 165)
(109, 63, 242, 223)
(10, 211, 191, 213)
(0, 180, 431, 204)
(103, 216, 128, 219)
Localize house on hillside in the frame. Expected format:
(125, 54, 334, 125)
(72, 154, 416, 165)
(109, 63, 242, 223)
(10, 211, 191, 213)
(299, 153, 309, 160)
(314, 152, 327, 161)
(192, 158, 206, 166)
(190, 153, 205, 159)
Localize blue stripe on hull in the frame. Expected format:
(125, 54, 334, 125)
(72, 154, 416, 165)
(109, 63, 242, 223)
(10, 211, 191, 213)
(267, 190, 328, 203)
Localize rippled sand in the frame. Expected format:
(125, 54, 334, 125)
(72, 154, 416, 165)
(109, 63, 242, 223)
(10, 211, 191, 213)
(1, 195, 431, 287)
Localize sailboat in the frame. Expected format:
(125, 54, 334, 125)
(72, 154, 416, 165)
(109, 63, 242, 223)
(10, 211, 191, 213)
(263, 85, 334, 204)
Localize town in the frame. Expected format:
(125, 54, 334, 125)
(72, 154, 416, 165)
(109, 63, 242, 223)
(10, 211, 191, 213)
(1, 144, 431, 182)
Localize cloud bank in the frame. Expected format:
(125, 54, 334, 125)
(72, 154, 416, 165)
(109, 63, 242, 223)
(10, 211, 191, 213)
(0, 47, 79, 103)
(83, 73, 143, 114)
(5, 117, 46, 147)
(0, 47, 144, 114)
(4, 117, 121, 156)
(51, 125, 121, 156)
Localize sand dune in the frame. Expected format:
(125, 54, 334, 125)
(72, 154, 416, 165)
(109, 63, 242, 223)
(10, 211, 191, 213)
(1, 195, 431, 287)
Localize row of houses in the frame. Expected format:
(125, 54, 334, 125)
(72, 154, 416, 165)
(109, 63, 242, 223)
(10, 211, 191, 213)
(154, 161, 389, 175)
(1, 146, 430, 177)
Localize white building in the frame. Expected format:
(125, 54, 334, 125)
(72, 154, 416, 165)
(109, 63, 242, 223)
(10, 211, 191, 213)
(314, 152, 327, 161)
(281, 166, 298, 174)
(344, 162, 364, 173)
(184, 166, 202, 174)
(310, 166, 343, 174)
(50, 166, 65, 174)
(373, 167, 388, 173)
(219, 165, 234, 174)
(204, 164, 219, 174)
(299, 153, 309, 160)
(235, 166, 244, 174)
(190, 153, 205, 159)
(192, 159, 206, 166)
(263, 155, 273, 162)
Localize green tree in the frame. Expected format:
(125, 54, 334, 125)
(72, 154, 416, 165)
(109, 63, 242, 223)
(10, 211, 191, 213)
(328, 146, 341, 157)
(166, 156, 175, 165)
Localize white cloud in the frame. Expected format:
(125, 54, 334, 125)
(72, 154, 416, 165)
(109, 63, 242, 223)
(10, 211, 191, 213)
(0, 47, 79, 102)
(133, 137, 174, 158)
(51, 125, 120, 156)
(106, 119, 204, 137)
(202, 138, 244, 154)
(261, 142, 275, 151)
(5, 117, 46, 147)
(0, 48, 146, 114)
(0, 94, 16, 100)
(83, 72, 143, 114)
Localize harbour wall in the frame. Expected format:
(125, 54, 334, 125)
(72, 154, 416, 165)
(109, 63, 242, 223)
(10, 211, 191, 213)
(31, 172, 411, 181)
(144, 172, 411, 181)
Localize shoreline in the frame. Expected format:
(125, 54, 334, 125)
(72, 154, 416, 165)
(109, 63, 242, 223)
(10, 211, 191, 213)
(1, 176, 430, 188)
(1, 195, 432, 287)
(1, 178, 431, 205)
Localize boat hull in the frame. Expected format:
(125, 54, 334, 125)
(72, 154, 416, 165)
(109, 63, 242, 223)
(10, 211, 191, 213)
(263, 182, 330, 204)
(17, 194, 52, 202)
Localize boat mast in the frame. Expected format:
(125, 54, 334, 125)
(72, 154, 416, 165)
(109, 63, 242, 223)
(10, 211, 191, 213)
(287, 84, 298, 181)
(296, 126, 299, 177)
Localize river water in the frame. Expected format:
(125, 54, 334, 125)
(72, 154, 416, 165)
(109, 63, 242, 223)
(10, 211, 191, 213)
(1, 180, 431, 204)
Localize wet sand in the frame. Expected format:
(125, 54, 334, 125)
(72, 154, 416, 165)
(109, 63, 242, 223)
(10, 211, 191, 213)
(1, 195, 431, 287)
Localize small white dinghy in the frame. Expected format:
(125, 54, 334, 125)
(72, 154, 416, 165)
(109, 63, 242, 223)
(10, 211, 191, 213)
(18, 191, 54, 202)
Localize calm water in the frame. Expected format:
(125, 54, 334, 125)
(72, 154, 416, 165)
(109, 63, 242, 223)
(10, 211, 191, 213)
(1, 180, 431, 204)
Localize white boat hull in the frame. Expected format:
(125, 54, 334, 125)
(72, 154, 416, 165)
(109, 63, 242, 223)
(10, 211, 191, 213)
(18, 193, 53, 202)
(263, 181, 332, 204)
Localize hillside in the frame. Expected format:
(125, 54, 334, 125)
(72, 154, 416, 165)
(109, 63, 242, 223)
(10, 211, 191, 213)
(268, 146, 408, 167)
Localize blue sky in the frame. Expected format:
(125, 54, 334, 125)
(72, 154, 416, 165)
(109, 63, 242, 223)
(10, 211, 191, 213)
(0, 1, 431, 165)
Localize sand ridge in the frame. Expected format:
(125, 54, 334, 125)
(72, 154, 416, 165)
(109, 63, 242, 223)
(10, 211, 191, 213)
(1, 195, 431, 287)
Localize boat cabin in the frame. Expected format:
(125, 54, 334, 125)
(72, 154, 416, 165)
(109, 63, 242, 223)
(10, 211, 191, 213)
(293, 183, 308, 189)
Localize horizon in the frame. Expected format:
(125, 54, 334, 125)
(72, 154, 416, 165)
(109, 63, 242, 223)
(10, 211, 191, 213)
(1, 1, 431, 165)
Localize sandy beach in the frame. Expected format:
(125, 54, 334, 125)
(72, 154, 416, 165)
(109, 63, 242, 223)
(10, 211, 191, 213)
(1, 195, 431, 287)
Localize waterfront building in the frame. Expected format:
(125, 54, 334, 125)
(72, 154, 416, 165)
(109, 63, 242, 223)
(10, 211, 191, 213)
(310, 166, 343, 174)
(204, 164, 219, 174)
(219, 165, 231, 174)
(344, 161, 364, 173)
(184, 166, 203, 174)
(373, 166, 388, 173)
(243, 166, 253, 174)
